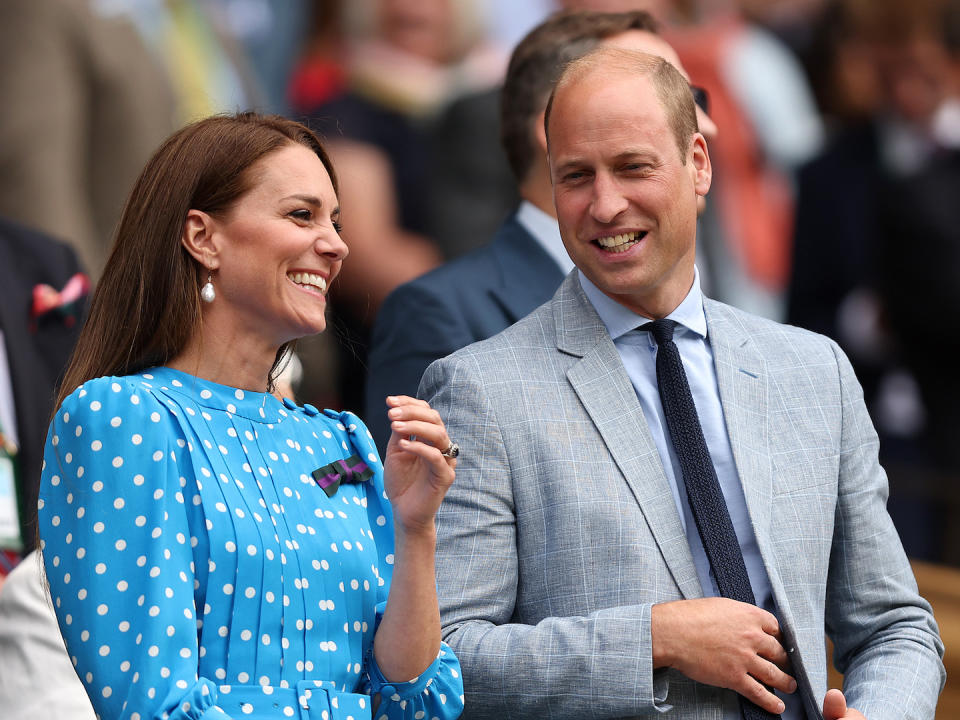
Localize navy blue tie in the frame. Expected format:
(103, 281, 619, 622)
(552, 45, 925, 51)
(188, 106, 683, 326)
(645, 319, 780, 720)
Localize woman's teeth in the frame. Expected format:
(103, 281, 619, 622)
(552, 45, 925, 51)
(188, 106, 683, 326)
(596, 231, 643, 253)
(288, 272, 327, 293)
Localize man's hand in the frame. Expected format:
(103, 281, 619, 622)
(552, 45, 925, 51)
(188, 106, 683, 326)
(823, 689, 867, 719)
(651, 597, 797, 714)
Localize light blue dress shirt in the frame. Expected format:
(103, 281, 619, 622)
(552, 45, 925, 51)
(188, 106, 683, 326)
(515, 200, 575, 276)
(580, 269, 803, 720)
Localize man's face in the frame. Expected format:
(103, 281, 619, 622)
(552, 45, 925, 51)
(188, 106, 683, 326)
(548, 70, 711, 318)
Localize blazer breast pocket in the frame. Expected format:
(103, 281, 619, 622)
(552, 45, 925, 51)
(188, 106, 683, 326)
(770, 447, 840, 497)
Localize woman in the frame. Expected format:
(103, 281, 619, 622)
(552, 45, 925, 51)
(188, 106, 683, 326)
(37, 113, 464, 720)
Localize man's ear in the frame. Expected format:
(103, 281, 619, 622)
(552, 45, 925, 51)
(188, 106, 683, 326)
(534, 109, 548, 156)
(690, 133, 712, 197)
(181, 209, 220, 270)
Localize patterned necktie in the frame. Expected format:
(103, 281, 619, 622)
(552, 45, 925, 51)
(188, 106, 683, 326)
(644, 319, 780, 720)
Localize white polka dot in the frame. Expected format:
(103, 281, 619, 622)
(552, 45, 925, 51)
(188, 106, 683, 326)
(91, 440, 102, 451)
(90, 401, 101, 411)
(110, 416, 122, 427)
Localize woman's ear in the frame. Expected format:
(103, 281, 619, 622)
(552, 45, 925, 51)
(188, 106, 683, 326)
(181, 209, 220, 270)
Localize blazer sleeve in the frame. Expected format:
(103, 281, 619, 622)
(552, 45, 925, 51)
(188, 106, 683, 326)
(824, 341, 945, 719)
(421, 355, 669, 720)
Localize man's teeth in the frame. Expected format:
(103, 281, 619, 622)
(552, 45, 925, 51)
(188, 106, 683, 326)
(596, 231, 642, 253)
(289, 272, 327, 293)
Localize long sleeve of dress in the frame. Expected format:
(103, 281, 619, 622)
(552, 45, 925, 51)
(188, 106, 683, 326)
(39, 378, 231, 720)
(327, 411, 464, 720)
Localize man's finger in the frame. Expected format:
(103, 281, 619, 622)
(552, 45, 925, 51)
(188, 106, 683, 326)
(822, 688, 848, 720)
(757, 632, 790, 671)
(749, 656, 796, 695)
(741, 676, 786, 715)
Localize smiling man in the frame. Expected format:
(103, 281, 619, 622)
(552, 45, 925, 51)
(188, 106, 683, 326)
(422, 46, 944, 720)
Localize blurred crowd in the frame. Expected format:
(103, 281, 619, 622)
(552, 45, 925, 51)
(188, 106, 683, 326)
(1, 0, 959, 563)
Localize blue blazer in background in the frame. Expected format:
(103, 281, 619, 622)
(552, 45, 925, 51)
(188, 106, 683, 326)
(364, 213, 564, 453)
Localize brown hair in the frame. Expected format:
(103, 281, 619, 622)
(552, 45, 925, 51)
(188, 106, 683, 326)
(544, 47, 699, 162)
(500, 9, 659, 183)
(54, 112, 337, 410)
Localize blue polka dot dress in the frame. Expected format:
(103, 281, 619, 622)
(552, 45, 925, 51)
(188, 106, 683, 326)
(38, 367, 464, 720)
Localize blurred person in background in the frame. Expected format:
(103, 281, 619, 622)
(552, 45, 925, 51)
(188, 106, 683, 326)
(365, 9, 719, 453)
(0, 0, 277, 280)
(0, 219, 90, 718)
(0, 219, 89, 577)
(789, 0, 960, 562)
(297, 0, 505, 413)
(877, 0, 960, 562)
(0, 0, 176, 278)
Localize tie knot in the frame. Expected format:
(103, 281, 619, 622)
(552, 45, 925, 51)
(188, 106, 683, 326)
(644, 318, 676, 345)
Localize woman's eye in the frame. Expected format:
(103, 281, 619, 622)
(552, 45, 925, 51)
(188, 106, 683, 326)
(290, 209, 312, 221)
(332, 220, 343, 234)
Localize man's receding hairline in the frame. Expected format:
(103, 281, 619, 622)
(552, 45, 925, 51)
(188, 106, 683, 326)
(547, 52, 662, 136)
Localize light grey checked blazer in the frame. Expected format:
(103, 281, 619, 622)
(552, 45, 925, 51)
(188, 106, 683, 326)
(421, 272, 944, 720)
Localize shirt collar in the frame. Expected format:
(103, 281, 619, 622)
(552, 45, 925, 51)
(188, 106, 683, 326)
(515, 200, 575, 275)
(579, 266, 707, 342)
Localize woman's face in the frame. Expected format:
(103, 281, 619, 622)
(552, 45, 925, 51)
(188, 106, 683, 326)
(206, 143, 348, 347)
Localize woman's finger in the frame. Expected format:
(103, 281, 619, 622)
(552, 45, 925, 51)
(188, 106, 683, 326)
(397, 438, 457, 477)
(391, 419, 449, 446)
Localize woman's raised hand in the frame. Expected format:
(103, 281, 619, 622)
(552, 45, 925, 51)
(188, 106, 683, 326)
(382, 395, 456, 534)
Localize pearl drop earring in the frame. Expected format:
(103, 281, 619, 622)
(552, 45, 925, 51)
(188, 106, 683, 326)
(200, 273, 215, 303)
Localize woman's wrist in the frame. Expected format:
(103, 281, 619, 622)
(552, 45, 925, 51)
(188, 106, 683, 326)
(393, 522, 437, 550)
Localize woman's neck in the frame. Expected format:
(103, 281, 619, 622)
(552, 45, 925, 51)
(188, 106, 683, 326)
(167, 325, 279, 392)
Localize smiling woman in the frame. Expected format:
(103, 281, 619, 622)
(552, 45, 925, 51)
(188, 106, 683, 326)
(37, 113, 463, 720)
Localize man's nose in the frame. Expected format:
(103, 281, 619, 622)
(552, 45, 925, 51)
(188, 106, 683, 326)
(590, 174, 629, 224)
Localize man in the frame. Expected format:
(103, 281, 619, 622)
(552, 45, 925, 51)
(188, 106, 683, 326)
(422, 47, 944, 719)
(365, 9, 717, 452)
(0, 217, 93, 718)
(0, 216, 88, 566)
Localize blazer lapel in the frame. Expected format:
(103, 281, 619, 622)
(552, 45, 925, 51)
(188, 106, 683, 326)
(488, 215, 565, 324)
(557, 275, 702, 599)
(706, 302, 795, 606)
(708, 301, 824, 717)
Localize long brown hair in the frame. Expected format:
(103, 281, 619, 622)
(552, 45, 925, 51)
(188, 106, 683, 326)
(54, 112, 338, 410)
